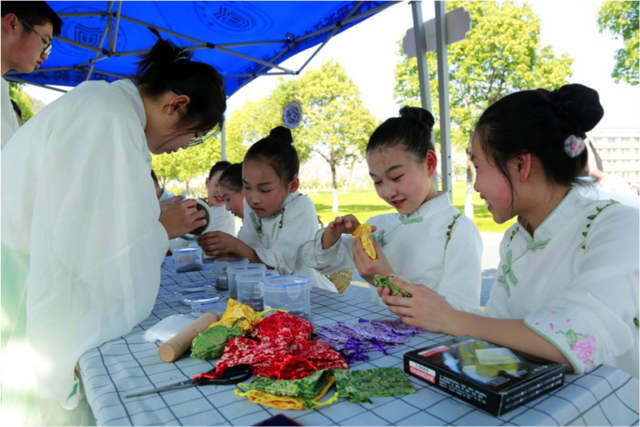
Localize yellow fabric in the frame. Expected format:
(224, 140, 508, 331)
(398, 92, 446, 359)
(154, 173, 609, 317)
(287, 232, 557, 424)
(353, 224, 376, 260)
(207, 299, 286, 333)
(234, 376, 337, 410)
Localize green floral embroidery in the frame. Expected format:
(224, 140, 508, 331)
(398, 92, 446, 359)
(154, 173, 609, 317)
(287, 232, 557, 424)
(445, 213, 461, 249)
(398, 216, 423, 225)
(509, 226, 520, 243)
(581, 200, 619, 249)
(250, 212, 263, 238)
(497, 250, 517, 297)
(373, 229, 386, 248)
(524, 235, 551, 250)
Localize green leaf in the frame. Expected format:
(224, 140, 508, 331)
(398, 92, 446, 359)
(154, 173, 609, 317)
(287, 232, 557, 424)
(566, 329, 578, 349)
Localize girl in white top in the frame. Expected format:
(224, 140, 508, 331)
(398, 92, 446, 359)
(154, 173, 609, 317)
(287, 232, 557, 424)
(204, 161, 236, 235)
(198, 127, 336, 291)
(382, 84, 639, 378)
(301, 107, 482, 311)
(1, 34, 226, 424)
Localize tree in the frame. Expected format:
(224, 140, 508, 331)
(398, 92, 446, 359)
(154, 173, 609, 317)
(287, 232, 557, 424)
(9, 82, 35, 123)
(151, 132, 229, 195)
(225, 60, 378, 212)
(394, 1, 573, 217)
(598, 1, 639, 86)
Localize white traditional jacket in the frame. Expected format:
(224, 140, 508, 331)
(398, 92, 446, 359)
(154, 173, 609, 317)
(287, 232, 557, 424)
(1, 79, 167, 412)
(301, 192, 483, 312)
(485, 189, 639, 377)
(208, 203, 236, 236)
(239, 191, 337, 291)
(1, 77, 20, 149)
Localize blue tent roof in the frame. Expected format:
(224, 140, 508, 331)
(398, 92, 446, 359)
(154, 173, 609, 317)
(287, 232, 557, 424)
(6, 1, 397, 97)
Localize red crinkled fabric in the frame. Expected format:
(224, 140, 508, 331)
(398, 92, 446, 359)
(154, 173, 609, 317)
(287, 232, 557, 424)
(198, 312, 349, 381)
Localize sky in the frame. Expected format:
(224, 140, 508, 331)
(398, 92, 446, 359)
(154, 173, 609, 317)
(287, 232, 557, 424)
(24, 1, 640, 131)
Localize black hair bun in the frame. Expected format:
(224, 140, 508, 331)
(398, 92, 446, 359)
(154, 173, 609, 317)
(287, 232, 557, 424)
(269, 126, 294, 144)
(399, 106, 435, 130)
(554, 84, 604, 134)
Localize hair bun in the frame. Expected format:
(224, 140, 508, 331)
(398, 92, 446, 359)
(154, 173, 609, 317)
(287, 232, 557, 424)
(269, 126, 294, 144)
(554, 84, 604, 134)
(399, 106, 435, 130)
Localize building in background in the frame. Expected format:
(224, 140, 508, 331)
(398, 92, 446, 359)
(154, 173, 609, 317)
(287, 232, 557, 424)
(588, 128, 640, 185)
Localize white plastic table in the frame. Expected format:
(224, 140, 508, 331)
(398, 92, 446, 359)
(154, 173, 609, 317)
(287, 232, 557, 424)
(78, 259, 639, 426)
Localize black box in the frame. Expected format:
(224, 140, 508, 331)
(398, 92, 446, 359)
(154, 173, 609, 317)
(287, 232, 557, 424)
(404, 336, 566, 416)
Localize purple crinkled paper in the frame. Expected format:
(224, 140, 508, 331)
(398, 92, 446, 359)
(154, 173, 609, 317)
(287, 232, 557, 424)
(314, 318, 428, 363)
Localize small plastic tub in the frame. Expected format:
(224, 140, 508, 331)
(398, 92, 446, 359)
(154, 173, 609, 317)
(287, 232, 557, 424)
(212, 257, 248, 291)
(228, 264, 266, 300)
(172, 247, 203, 273)
(236, 271, 267, 311)
(262, 275, 312, 321)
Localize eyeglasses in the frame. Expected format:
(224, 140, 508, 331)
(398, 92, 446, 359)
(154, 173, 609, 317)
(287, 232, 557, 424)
(187, 132, 207, 148)
(19, 18, 52, 55)
(186, 128, 220, 148)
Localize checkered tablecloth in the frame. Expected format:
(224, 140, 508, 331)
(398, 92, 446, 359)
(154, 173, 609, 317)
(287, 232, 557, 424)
(78, 260, 639, 426)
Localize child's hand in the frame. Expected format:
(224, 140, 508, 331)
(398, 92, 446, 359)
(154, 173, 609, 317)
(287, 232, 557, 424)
(321, 215, 377, 249)
(197, 231, 239, 257)
(381, 277, 458, 335)
(353, 238, 393, 284)
(159, 198, 206, 239)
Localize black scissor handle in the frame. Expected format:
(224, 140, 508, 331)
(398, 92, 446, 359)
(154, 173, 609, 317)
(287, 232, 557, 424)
(197, 364, 253, 386)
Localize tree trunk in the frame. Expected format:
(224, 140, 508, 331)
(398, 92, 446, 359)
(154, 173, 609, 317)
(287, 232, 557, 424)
(330, 162, 339, 213)
(185, 179, 190, 197)
(465, 144, 474, 218)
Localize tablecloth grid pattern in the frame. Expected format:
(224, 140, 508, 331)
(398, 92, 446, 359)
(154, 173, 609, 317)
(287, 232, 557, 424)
(78, 260, 640, 426)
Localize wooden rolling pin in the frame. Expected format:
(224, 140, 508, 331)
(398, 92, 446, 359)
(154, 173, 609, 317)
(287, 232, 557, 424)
(158, 312, 219, 363)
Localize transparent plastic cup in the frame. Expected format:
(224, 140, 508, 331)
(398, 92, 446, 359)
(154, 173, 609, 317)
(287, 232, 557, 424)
(262, 275, 312, 321)
(212, 257, 248, 291)
(172, 247, 203, 273)
(228, 264, 266, 300)
(236, 271, 267, 311)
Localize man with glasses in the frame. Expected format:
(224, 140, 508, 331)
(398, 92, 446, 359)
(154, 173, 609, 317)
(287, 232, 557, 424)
(1, 1, 62, 148)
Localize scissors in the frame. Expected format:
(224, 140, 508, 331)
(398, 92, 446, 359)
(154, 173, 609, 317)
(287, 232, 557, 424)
(125, 364, 252, 398)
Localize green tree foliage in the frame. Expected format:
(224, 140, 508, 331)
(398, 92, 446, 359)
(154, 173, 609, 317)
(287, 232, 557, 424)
(597, 1, 639, 85)
(394, 1, 573, 214)
(225, 60, 378, 212)
(151, 133, 224, 194)
(8, 82, 35, 123)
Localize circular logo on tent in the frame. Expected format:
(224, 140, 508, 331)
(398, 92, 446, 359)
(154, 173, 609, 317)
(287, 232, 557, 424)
(195, 2, 273, 36)
(282, 101, 303, 129)
(56, 6, 128, 58)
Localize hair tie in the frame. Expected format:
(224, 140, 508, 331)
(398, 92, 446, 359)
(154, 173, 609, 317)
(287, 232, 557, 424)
(564, 135, 585, 158)
(174, 52, 189, 63)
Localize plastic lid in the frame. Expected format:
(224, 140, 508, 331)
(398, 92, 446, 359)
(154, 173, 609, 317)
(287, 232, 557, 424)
(180, 293, 221, 305)
(228, 264, 266, 273)
(261, 275, 310, 288)
(181, 282, 211, 293)
(173, 247, 199, 254)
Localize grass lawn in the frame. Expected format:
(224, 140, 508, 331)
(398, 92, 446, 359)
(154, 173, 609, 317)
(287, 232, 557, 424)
(306, 182, 516, 233)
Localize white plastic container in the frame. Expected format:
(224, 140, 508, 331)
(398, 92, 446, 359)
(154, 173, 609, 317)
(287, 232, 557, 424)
(262, 275, 312, 321)
(172, 247, 203, 273)
(228, 263, 266, 300)
(212, 257, 248, 291)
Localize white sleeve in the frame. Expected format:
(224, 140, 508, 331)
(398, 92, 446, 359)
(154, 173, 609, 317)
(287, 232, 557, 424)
(25, 112, 168, 406)
(208, 205, 236, 235)
(437, 215, 483, 312)
(299, 229, 356, 275)
(250, 201, 319, 275)
(524, 205, 639, 374)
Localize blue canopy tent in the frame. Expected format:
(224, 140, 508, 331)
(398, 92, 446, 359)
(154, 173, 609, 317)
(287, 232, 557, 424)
(5, 1, 457, 193)
(5, 1, 397, 97)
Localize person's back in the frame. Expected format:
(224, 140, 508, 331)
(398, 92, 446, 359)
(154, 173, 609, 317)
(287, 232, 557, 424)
(1, 1, 61, 148)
